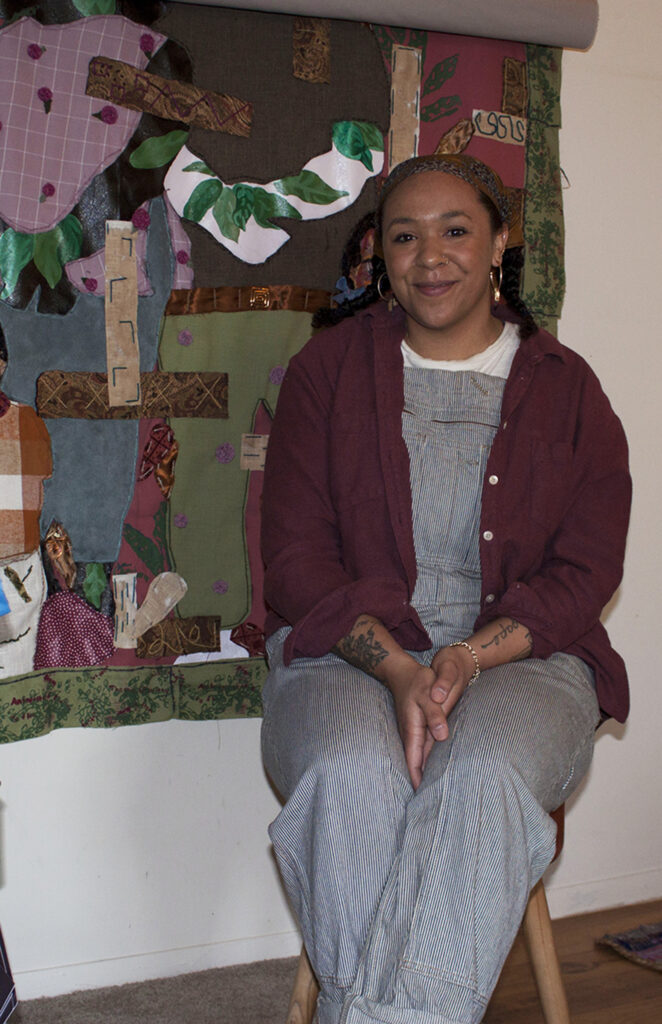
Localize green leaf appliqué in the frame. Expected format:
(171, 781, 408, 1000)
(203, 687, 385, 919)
(73, 0, 116, 13)
(129, 130, 189, 169)
(232, 185, 255, 230)
(421, 94, 461, 122)
(183, 179, 224, 221)
(212, 189, 240, 242)
(0, 229, 35, 300)
(422, 55, 458, 98)
(213, 189, 240, 242)
(251, 188, 302, 230)
(274, 170, 348, 206)
(83, 563, 108, 610)
(182, 160, 214, 175)
(33, 230, 62, 288)
(332, 121, 376, 170)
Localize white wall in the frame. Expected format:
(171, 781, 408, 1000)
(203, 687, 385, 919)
(1, 0, 660, 1000)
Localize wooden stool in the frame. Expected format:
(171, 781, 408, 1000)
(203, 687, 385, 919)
(286, 805, 569, 1024)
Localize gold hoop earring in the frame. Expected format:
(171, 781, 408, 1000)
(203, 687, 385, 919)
(490, 265, 503, 304)
(376, 273, 390, 301)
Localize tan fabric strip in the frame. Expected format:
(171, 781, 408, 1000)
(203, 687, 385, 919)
(37, 371, 229, 420)
(388, 45, 422, 172)
(105, 221, 140, 408)
(136, 617, 222, 658)
(293, 17, 331, 84)
(164, 285, 332, 316)
(87, 56, 252, 136)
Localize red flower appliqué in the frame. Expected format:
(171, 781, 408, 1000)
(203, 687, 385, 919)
(37, 86, 53, 113)
(92, 105, 118, 125)
(140, 33, 155, 58)
(132, 208, 151, 231)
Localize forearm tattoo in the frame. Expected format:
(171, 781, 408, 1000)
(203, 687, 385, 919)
(480, 619, 532, 661)
(334, 617, 389, 675)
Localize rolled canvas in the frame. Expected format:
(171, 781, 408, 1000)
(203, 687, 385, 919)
(172, 0, 599, 49)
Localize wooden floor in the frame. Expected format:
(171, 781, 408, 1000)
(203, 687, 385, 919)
(484, 897, 662, 1023)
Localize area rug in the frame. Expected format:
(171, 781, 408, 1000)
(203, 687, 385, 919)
(597, 921, 662, 971)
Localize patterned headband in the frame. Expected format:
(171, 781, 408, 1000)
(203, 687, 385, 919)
(377, 154, 524, 248)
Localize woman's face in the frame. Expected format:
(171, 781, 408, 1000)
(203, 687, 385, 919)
(381, 171, 507, 350)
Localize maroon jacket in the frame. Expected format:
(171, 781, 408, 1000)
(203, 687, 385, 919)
(261, 301, 632, 721)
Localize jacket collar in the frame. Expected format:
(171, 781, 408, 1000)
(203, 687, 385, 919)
(364, 299, 568, 365)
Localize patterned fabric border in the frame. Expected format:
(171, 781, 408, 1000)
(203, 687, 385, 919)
(86, 56, 252, 136)
(36, 371, 229, 419)
(165, 285, 331, 316)
(0, 659, 266, 744)
(522, 45, 564, 331)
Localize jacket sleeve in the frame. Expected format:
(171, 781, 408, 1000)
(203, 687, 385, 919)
(477, 366, 632, 658)
(261, 342, 414, 664)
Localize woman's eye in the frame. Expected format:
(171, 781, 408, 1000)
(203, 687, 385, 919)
(392, 232, 415, 243)
(446, 227, 467, 238)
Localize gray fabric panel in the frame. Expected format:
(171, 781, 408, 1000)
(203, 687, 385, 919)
(176, 0, 599, 50)
(154, 5, 389, 290)
(0, 199, 174, 562)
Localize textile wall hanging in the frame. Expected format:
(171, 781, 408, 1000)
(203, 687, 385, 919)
(0, 0, 566, 744)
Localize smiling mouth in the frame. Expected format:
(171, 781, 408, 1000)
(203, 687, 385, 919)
(414, 280, 455, 296)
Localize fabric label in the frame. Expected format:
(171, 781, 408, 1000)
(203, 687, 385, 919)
(240, 434, 269, 471)
(472, 109, 527, 146)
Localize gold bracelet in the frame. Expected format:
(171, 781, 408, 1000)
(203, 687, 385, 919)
(449, 640, 481, 685)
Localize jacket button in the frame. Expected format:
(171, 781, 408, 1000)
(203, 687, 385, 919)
(488, 475, 499, 485)
(483, 530, 494, 541)
(485, 593, 495, 603)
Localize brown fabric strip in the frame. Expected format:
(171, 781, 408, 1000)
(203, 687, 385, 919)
(164, 285, 332, 316)
(37, 372, 228, 419)
(86, 56, 252, 136)
(502, 57, 528, 118)
(293, 17, 331, 84)
(136, 616, 222, 658)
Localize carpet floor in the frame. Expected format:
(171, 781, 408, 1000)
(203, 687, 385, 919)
(11, 956, 299, 1024)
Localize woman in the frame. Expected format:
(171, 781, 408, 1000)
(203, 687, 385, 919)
(260, 154, 631, 1024)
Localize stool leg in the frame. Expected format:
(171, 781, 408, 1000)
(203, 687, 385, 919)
(522, 880, 571, 1024)
(286, 945, 319, 1024)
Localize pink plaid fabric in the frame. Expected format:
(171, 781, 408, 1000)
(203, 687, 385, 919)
(0, 15, 166, 233)
(0, 399, 52, 558)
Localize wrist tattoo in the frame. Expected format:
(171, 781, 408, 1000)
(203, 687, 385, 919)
(481, 619, 532, 659)
(334, 618, 389, 675)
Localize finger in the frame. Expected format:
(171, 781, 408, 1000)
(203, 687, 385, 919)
(425, 702, 449, 742)
(421, 729, 436, 772)
(405, 737, 423, 790)
(431, 658, 461, 702)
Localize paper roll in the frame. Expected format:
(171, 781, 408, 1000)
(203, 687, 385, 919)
(174, 0, 599, 50)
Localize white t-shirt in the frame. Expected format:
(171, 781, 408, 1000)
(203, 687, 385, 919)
(401, 321, 520, 379)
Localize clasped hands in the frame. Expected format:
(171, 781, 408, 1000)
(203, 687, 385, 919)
(385, 644, 477, 790)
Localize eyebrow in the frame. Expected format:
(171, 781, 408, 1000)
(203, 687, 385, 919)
(385, 209, 473, 229)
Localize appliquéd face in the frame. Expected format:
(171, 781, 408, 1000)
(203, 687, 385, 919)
(381, 171, 507, 358)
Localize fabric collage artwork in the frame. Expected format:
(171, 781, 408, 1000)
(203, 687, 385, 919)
(0, 3, 566, 744)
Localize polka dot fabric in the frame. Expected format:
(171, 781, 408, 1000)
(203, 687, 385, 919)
(34, 590, 114, 669)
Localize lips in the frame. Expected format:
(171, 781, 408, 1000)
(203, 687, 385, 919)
(413, 280, 456, 297)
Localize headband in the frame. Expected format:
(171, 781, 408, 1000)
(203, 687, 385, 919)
(377, 154, 524, 248)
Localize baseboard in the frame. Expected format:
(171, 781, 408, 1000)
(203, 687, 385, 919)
(16, 869, 662, 1001)
(14, 929, 303, 1001)
(546, 865, 662, 919)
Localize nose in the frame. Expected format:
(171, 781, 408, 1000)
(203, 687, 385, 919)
(417, 238, 450, 267)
